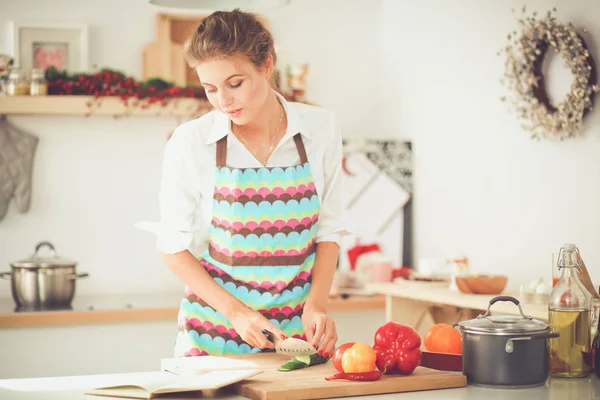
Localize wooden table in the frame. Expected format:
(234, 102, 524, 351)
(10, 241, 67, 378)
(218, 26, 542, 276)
(366, 281, 549, 337)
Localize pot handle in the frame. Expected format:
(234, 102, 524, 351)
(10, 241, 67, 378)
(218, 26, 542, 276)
(489, 296, 520, 306)
(34, 241, 57, 258)
(67, 273, 89, 280)
(478, 295, 532, 320)
(505, 332, 560, 353)
(0, 272, 11, 280)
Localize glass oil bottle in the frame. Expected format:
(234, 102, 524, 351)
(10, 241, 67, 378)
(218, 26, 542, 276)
(548, 243, 591, 378)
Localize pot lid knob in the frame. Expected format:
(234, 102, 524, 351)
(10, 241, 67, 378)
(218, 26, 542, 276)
(35, 241, 57, 258)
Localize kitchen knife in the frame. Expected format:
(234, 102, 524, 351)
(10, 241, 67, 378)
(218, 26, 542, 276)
(264, 331, 317, 356)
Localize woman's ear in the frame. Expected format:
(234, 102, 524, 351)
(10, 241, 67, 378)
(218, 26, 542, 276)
(263, 55, 274, 80)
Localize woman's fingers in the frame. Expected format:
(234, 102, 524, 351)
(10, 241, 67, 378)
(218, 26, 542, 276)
(240, 332, 261, 349)
(262, 321, 287, 342)
(311, 315, 326, 349)
(249, 328, 275, 349)
(304, 320, 315, 345)
(317, 319, 337, 356)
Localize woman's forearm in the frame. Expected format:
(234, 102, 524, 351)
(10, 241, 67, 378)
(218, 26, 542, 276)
(160, 250, 244, 320)
(306, 242, 339, 311)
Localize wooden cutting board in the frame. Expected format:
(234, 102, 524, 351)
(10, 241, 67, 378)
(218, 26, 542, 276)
(225, 353, 466, 400)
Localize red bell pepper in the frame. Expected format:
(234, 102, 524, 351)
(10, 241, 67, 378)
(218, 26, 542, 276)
(372, 321, 422, 375)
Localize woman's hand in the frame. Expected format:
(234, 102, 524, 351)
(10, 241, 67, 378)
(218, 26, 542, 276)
(229, 306, 287, 350)
(302, 303, 338, 357)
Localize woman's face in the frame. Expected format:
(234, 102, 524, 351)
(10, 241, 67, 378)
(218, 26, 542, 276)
(196, 54, 271, 125)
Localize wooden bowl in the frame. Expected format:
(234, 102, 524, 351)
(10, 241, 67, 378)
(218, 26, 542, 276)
(455, 275, 508, 295)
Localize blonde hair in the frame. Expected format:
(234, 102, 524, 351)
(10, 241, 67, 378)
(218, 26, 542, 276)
(184, 9, 279, 89)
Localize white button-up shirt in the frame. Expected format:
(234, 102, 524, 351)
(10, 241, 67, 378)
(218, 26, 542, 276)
(157, 94, 347, 255)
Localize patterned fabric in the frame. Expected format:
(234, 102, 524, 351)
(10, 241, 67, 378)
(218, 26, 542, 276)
(0, 119, 38, 222)
(174, 133, 320, 357)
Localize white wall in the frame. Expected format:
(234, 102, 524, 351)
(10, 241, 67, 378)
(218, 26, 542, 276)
(381, 0, 600, 288)
(0, 0, 383, 297)
(0, 0, 598, 310)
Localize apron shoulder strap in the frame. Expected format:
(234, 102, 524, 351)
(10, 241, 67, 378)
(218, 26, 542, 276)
(293, 134, 309, 165)
(216, 136, 228, 167)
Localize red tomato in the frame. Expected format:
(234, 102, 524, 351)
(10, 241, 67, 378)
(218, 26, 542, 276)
(332, 342, 355, 373)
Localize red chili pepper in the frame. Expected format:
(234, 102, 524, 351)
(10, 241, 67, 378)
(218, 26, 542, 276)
(325, 370, 381, 381)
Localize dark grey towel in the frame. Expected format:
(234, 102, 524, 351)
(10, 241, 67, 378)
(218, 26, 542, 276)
(0, 118, 38, 221)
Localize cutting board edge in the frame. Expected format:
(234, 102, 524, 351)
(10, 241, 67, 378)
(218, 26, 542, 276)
(231, 373, 467, 400)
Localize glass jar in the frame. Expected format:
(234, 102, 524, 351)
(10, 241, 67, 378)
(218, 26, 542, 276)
(548, 243, 591, 378)
(5, 67, 30, 96)
(29, 68, 47, 96)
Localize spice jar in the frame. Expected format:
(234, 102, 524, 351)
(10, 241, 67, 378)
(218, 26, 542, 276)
(5, 67, 30, 96)
(29, 68, 47, 96)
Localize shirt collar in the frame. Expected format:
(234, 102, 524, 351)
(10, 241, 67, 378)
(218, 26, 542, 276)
(207, 92, 312, 147)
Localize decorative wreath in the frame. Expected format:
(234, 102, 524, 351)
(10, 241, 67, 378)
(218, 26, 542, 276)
(500, 8, 599, 140)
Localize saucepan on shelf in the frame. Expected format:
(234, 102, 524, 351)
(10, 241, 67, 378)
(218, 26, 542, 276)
(1, 241, 89, 310)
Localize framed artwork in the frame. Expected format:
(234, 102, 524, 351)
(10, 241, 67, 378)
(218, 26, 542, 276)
(10, 22, 89, 73)
(340, 139, 413, 270)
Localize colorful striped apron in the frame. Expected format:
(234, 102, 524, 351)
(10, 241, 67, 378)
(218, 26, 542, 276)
(174, 133, 320, 357)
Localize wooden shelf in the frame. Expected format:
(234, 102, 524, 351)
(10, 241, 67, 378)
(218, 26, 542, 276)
(0, 294, 385, 328)
(0, 95, 212, 118)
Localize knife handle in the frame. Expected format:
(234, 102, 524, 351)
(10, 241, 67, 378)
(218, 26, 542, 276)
(262, 330, 280, 345)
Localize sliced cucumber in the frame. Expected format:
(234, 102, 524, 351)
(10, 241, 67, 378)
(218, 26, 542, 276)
(295, 355, 312, 365)
(277, 353, 330, 372)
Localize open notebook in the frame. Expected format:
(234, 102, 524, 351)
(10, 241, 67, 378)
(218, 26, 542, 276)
(85, 357, 263, 399)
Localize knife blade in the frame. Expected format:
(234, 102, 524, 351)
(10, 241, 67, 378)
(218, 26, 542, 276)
(264, 330, 317, 356)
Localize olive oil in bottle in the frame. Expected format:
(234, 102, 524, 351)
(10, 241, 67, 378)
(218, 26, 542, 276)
(548, 243, 591, 378)
(549, 309, 590, 377)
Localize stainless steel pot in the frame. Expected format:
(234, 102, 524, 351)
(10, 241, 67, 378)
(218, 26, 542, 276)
(1, 241, 89, 310)
(454, 296, 559, 389)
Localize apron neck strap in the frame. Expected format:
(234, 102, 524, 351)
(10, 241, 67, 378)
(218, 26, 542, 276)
(216, 136, 228, 167)
(293, 134, 309, 164)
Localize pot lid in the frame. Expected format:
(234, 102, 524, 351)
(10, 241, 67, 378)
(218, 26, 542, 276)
(456, 314, 549, 334)
(11, 242, 77, 269)
(456, 296, 549, 334)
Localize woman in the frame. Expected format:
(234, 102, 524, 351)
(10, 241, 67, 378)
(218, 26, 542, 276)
(158, 9, 346, 358)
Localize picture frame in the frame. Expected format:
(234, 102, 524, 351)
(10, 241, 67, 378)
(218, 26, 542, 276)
(340, 139, 413, 270)
(9, 21, 89, 73)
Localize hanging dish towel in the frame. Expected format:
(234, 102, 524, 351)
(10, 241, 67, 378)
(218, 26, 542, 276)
(0, 118, 38, 221)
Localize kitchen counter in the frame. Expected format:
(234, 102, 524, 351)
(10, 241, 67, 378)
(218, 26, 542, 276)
(366, 281, 549, 337)
(0, 374, 598, 400)
(0, 292, 385, 328)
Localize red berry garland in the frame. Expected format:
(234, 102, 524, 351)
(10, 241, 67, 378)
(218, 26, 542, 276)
(45, 66, 208, 112)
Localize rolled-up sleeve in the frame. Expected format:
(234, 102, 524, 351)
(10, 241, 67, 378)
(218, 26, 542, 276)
(157, 129, 200, 254)
(316, 113, 349, 247)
